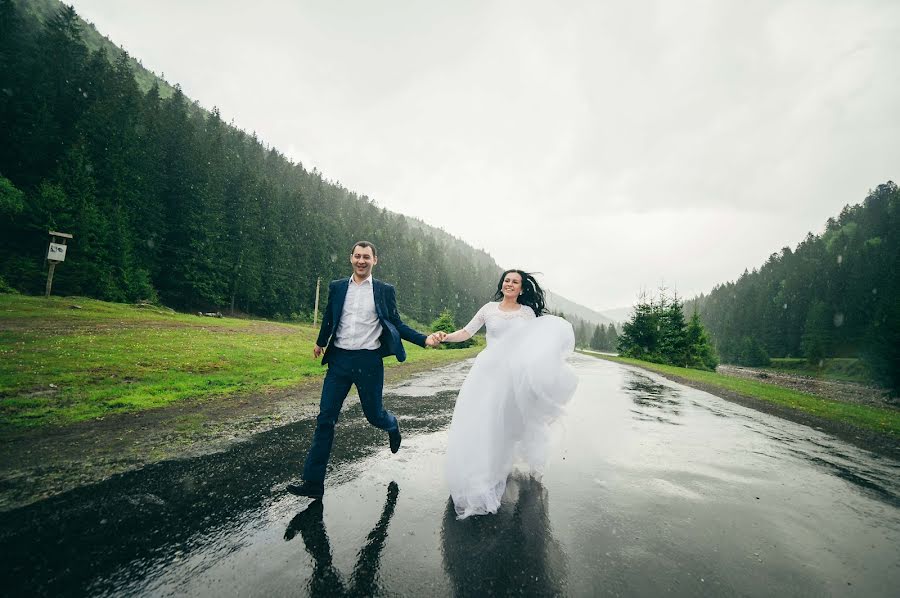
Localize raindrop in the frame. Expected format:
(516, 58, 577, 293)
(872, 288, 878, 295)
(83, 91, 88, 98)
(836, 254, 842, 265)
(146, 239, 155, 248)
(330, 254, 337, 262)
(833, 313, 844, 327)
(783, 303, 788, 310)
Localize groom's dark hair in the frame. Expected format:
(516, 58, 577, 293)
(351, 241, 377, 257)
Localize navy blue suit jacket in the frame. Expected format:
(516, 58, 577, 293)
(316, 278, 428, 365)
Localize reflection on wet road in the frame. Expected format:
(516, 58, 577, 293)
(1, 355, 898, 596)
(284, 481, 399, 596)
(441, 473, 567, 596)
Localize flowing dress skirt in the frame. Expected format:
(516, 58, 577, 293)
(445, 315, 578, 519)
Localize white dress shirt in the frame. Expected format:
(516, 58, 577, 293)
(333, 275, 383, 350)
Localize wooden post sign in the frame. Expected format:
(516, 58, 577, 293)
(45, 231, 73, 298)
(47, 242, 67, 262)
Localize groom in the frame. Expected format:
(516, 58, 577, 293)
(287, 241, 440, 499)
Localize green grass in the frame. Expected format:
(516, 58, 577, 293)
(0, 294, 480, 428)
(763, 358, 873, 385)
(583, 353, 900, 438)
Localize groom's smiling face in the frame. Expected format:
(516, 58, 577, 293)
(350, 245, 377, 280)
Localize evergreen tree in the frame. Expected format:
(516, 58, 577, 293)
(576, 319, 590, 349)
(738, 337, 770, 367)
(619, 290, 714, 370)
(684, 311, 717, 370)
(590, 324, 604, 350)
(802, 300, 832, 366)
(0, 175, 24, 218)
(618, 293, 659, 360)
(430, 308, 473, 348)
(605, 323, 618, 352)
(658, 293, 688, 365)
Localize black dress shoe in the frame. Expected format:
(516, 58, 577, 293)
(389, 426, 401, 453)
(286, 480, 324, 499)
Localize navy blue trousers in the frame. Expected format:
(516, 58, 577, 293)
(302, 348, 397, 483)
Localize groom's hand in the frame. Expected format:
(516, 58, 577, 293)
(426, 332, 449, 346)
(313, 344, 324, 358)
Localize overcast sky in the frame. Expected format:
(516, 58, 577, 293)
(67, 0, 900, 311)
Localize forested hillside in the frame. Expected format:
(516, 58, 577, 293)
(0, 0, 504, 325)
(19, 0, 178, 99)
(684, 182, 899, 392)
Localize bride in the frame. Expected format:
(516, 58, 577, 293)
(430, 269, 578, 519)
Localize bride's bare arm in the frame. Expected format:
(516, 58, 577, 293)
(435, 303, 486, 344)
(440, 329, 472, 343)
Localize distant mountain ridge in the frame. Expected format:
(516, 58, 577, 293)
(546, 292, 614, 327)
(597, 306, 634, 324)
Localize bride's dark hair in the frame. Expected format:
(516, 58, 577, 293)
(493, 269, 547, 317)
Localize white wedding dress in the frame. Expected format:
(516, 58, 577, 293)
(445, 302, 578, 519)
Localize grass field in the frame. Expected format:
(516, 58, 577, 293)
(583, 353, 899, 438)
(0, 294, 479, 428)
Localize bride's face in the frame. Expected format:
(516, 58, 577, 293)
(501, 272, 523, 299)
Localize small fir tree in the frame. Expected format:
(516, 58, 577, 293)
(431, 308, 472, 348)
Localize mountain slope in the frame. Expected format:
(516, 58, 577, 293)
(546, 292, 613, 327)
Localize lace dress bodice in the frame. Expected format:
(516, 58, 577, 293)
(463, 302, 536, 345)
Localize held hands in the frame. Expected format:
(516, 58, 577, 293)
(426, 331, 448, 347)
(315, 333, 446, 354)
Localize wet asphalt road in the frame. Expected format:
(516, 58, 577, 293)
(1, 354, 899, 597)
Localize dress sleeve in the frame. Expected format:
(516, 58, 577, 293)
(462, 304, 489, 336)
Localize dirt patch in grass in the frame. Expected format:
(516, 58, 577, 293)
(0, 358, 458, 512)
(717, 365, 897, 410)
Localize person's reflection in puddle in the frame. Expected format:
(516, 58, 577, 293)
(441, 473, 567, 596)
(285, 481, 399, 596)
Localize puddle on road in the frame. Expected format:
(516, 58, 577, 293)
(618, 365, 900, 508)
(623, 371, 684, 425)
(440, 473, 567, 596)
